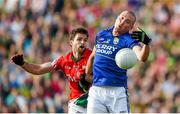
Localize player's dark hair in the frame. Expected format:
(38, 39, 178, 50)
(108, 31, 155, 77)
(69, 27, 89, 40)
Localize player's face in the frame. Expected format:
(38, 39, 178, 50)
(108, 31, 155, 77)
(70, 33, 88, 53)
(114, 12, 135, 34)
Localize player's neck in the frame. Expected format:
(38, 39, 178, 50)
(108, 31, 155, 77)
(72, 51, 82, 60)
(112, 29, 123, 36)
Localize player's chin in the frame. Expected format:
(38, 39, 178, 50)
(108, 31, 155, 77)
(78, 47, 85, 53)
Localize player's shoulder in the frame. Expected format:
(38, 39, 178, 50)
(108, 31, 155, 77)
(52, 51, 73, 66)
(83, 48, 92, 57)
(61, 51, 73, 61)
(97, 26, 113, 37)
(85, 48, 92, 53)
(121, 32, 132, 40)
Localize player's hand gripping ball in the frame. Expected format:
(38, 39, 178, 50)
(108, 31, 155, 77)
(115, 48, 138, 69)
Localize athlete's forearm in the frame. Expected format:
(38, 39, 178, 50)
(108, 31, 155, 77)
(21, 62, 54, 75)
(86, 47, 96, 76)
(86, 54, 94, 77)
(139, 44, 150, 62)
(86, 47, 96, 83)
(133, 44, 150, 62)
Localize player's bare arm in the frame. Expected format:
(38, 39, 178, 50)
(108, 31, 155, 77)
(131, 27, 151, 62)
(21, 62, 54, 75)
(85, 47, 96, 82)
(11, 54, 55, 75)
(133, 45, 150, 62)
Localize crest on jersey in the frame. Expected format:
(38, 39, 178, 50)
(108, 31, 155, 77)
(113, 37, 119, 45)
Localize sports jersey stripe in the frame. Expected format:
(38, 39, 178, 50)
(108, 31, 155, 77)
(96, 53, 115, 61)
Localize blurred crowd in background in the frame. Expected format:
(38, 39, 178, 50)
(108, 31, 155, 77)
(0, 0, 180, 113)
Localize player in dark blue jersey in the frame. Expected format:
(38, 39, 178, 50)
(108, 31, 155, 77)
(86, 10, 151, 113)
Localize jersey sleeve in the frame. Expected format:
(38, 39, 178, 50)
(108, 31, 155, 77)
(126, 35, 141, 49)
(95, 31, 102, 45)
(95, 29, 107, 46)
(51, 56, 63, 71)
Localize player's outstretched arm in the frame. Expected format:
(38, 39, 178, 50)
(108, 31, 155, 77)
(85, 47, 96, 83)
(131, 28, 151, 62)
(11, 54, 55, 75)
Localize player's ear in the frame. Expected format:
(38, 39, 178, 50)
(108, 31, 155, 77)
(70, 40, 73, 47)
(130, 24, 134, 30)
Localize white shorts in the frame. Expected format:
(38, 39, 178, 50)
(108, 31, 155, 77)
(68, 98, 87, 114)
(87, 86, 130, 113)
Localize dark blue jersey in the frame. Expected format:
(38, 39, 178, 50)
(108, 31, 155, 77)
(93, 26, 140, 87)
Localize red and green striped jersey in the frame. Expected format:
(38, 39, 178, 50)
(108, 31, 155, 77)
(51, 48, 92, 100)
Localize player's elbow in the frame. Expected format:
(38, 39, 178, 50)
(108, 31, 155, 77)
(140, 58, 147, 62)
(139, 56, 148, 62)
(31, 66, 49, 75)
(137, 52, 150, 62)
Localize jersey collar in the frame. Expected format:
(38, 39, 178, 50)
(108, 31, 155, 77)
(71, 48, 87, 62)
(109, 26, 129, 37)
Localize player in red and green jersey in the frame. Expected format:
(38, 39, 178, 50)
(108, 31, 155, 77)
(11, 27, 92, 113)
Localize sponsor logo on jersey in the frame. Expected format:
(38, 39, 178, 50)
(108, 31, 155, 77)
(65, 66, 71, 69)
(66, 74, 78, 82)
(73, 65, 78, 69)
(96, 44, 118, 55)
(97, 37, 110, 44)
